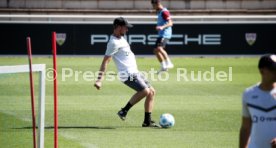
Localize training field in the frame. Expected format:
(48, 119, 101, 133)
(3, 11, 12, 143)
(0, 56, 259, 148)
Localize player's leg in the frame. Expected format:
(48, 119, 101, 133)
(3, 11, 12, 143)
(159, 39, 174, 69)
(142, 87, 159, 127)
(117, 88, 150, 120)
(139, 75, 159, 127)
(155, 38, 173, 73)
(154, 38, 167, 71)
(153, 47, 164, 63)
(143, 87, 155, 122)
(118, 74, 150, 120)
(118, 74, 159, 127)
(144, 87, 155, 112)
(154, 47, 165, 63)
(160, 49, 174, 69)
(158, 47, 169, 63)
(129, 89, 150, 105)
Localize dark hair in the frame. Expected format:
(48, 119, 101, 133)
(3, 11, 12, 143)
(151, 0, 161, 4)
(113, 17, 133, 28)
(258, 54, 276, 70)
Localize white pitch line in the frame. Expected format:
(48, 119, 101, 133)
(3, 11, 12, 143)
(0, 110, 32, 122)
(0, 110, 98, 148)
(61, 132, 98, 148)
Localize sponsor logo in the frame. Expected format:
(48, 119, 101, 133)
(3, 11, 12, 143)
(56, 33, 66, 46)
(245, 33, 257, 46)
(252, 115, 276, 123)
(91, 34, 221, 46)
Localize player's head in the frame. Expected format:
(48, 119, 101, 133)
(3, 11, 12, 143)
(258, 54, 276, 83)
(113, 17, 133, 36)
(151, 0, 162, 10)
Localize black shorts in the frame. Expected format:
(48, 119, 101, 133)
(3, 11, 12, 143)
(123, 73, 151, 92)
(155, 37, 169, 48)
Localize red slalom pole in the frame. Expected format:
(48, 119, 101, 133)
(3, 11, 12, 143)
(27, 37, 37, 148)
(52, 32, 58, 148)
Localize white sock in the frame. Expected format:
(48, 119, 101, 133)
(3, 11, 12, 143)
(165, 58, 172, 65)
(161, 61, 166, 68)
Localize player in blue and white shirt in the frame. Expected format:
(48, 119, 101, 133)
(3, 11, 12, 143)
(94, 17, 160, 128)
(240, 54, 276, 148)
(151, 0, 174, 73)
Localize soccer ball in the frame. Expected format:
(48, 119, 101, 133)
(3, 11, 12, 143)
(159, 113, 175, 128)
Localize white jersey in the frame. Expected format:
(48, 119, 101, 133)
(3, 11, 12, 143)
(105, 35, 139, 81)
(242, 84, 276, 148)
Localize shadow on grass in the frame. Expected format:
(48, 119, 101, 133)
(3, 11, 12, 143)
(13, 126, 117, 130)
(12, 125, 164, 130)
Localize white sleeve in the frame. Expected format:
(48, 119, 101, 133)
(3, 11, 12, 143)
(242, 91, 250, 117)
(105, 41, 118, 56)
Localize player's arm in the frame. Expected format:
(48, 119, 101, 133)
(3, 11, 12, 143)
(239, 91, 252, 148)
(158, 19, 173, 30)
(156, 11, 173, 31)
(94, 56, 112, 90)
(239, 117, 252, 148)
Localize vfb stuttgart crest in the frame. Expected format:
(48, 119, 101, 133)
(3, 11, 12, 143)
(56, 33, 66, 46)
(245, 33, 257, 46)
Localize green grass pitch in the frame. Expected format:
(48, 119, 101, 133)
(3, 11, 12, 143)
(0, 56, 259, 148)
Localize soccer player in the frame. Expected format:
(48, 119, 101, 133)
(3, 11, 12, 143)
(239, 54, 276, 148)
(151, 0, 174, 73)
(94, 17, 160, 128)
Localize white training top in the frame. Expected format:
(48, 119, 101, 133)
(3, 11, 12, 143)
(242, 84, 276, 148)
(105, 35, 138, 81)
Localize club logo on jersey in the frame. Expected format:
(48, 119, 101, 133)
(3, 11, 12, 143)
(56, 33, 66, 46)
(245, 33, 257, 46)
(252, 95, 259, 99)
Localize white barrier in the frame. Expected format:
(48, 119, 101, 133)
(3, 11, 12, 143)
(0, 14, 276, 24)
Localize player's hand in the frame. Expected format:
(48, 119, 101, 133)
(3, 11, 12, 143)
(156, 26, 164, 31)
(94, 80, 102, 90)
(271, 138, 276, 148)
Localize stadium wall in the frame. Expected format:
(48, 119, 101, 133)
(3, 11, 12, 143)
(0, 23, 275, 55)
(1, 0, 276, 10)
